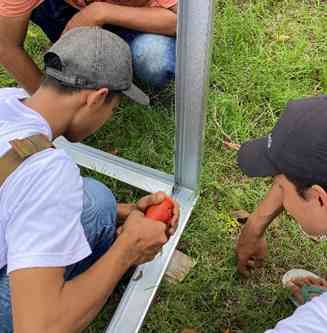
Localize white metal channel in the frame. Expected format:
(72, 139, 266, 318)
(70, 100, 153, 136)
(175, 0, 215, 192)
(54, 137, 175, 194)
(105, 187, 198, 333)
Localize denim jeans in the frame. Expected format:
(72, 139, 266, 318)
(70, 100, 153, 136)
(0, 177, 117, 333)
(31, 0, 176, 90)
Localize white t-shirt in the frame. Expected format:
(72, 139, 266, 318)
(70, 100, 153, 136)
(265, 292, 327, 333)
(0, 88, 91, 274)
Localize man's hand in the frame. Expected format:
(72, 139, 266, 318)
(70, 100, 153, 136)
(136, 192, 180, 236)
(63, 2, 103, 34)
(117, 209, 171, 266)
(117, 192, 179, 236)
(236, 218, 268, 275)
(236, 179, 285, 275)
(117, 192, 179, 234)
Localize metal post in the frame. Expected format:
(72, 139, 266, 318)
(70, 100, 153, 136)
(175, 0, 214, 192)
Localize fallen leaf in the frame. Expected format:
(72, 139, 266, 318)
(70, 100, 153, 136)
(110, 149, 119, 156)
(181, 329, 199, 333)
(223, 140, 240, 151)
(276, 34, 290, 42)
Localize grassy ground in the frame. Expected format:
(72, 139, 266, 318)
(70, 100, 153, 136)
(2, 0, 327, 332)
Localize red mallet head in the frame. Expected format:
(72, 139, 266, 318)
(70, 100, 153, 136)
(145, 197, 174, 224)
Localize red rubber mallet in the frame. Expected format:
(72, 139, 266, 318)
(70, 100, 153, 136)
(145, 197, 174, 224)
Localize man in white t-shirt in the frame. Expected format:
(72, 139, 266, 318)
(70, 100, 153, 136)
(0, 27, 179, 333)
(235, 96, 327, 332)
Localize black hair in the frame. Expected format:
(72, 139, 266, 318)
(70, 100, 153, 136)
(285, 174, 327, 198)
(41, 74, 118, 104)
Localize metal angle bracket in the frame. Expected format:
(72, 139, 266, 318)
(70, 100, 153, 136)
(54, 137, 175, 195)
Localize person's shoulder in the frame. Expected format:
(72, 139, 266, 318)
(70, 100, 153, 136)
(27, 148, 80, 181)
(287, 95, 327, 113)
(5, 148, 80, 193)
(0, 88, 28, 101)
(1, 148, 82, 220)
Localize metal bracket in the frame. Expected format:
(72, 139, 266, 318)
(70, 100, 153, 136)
(54, 137, 175, 195)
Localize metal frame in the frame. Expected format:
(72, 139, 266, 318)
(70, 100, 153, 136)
(55, 0, 214, 331)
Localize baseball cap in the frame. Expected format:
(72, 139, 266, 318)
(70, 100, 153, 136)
(43, 27, 149, 105)
(238, 95, 327, 184)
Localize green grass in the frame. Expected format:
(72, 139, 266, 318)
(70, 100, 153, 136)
(2, 1, 327, 332)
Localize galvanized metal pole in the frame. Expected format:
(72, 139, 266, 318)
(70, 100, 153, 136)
(175, 0, 215, 192)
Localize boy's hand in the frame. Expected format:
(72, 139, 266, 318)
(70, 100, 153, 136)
(236, 179, 285, 276)
(236, 218, 268, 276)
(136, 192, 180, 236)
(117, 192, 179, 234)
(117, 210, 169, 266)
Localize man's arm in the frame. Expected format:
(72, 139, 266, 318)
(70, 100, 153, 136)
(11, 244, 127, 333)
(10, 210, 170, 333)
(245, 178, 285, 236)
(236, 178, 284, 274)
(0, 14, 43, 94)
(64, 2, 177, 36)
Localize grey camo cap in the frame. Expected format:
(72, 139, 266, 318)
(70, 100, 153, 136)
(44, 27, 149, 105)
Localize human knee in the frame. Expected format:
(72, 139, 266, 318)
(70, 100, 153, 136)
(83, 177, 117, 232)
(131, 34, 176, 89)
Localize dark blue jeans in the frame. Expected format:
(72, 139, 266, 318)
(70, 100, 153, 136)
(0, 177, 117, 333)
(31, 0, 176, 90)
